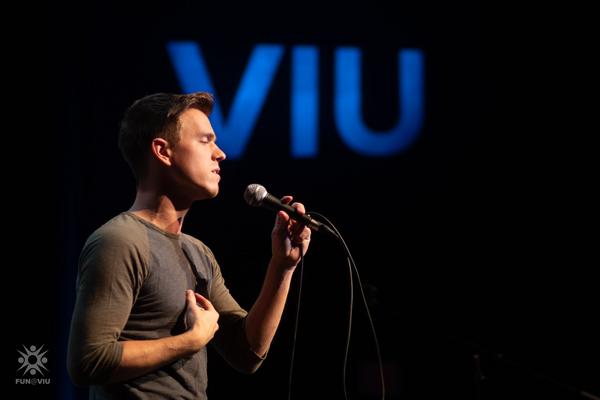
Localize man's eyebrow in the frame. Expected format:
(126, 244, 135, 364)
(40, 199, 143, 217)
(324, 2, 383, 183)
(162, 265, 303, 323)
(198, 132, 216, 141)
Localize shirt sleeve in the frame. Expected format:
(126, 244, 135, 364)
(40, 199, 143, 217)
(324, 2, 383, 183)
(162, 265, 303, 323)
(203, 246, 267, 374)
(67, 226, 148, 385)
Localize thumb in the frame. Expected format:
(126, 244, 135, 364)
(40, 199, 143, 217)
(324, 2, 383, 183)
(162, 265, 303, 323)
(273, 196, 292, 235)
(186, 289, 196, 306)
(273, 210, 290, 235)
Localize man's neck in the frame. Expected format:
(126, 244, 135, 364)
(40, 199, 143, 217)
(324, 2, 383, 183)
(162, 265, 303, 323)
(128, 189, 190, 234)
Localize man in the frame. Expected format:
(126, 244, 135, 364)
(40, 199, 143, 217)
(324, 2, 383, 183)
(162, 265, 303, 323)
(67, 92, 311, 399)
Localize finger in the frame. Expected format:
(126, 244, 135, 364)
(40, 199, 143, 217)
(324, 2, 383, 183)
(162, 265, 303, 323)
(186, 290, 206, 313)
(291, 226, 312, 245)
(186, 290, 196, 306)
(273, 210, 290, 235)
(274, 196, 293, 235)
(280, 195, 293, 205)
(297, 226, 311, 241)
(289, 203, 308, 235)
(194, 293, 215, 311)
(291, 202, 306, 215)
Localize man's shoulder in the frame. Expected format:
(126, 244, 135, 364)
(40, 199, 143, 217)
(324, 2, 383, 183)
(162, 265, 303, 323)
(79, 213, 150, 277)
(85, 213, 148, 250)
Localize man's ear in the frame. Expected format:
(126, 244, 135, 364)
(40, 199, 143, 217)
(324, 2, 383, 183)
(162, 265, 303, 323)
(151, 138, 172, 166)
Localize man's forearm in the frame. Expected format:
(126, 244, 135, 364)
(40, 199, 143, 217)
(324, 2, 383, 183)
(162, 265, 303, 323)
(245, 258, 295, 356)
(109, 331, 200, 383)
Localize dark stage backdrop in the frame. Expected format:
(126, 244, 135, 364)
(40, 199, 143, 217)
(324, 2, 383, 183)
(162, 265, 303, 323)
(9, 2, 597, 400)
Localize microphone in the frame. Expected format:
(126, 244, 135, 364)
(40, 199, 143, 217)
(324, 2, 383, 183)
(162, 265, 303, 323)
(244, 184, 337, 238)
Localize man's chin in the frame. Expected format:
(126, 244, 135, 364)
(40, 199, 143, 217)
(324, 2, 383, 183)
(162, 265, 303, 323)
(199, 186, 219, 200)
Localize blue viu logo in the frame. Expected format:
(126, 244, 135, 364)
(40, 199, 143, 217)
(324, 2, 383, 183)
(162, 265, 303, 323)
(167, 42, 424, 159)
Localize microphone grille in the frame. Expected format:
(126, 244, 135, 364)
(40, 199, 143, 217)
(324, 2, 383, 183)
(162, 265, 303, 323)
(244, 184, 268, 206)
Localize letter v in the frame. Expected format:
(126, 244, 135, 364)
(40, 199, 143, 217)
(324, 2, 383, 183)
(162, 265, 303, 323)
(167, 42, 284, 159)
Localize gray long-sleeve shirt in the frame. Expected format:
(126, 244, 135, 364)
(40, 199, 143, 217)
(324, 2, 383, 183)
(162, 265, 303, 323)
(67, 212, 265, 399)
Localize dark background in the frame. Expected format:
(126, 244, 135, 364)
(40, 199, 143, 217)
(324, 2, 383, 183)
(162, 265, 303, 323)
(9, 1, 596, 399)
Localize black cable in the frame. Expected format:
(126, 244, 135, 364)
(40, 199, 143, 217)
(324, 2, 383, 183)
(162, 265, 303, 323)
(342, 256, 354, 400)
(309, 212, 386, 400)
(287, 250, 304, 400)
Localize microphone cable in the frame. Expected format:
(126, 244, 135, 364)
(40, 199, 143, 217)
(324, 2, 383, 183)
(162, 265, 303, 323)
(286, 211, 385, 400)
(287, 250, 304, 400)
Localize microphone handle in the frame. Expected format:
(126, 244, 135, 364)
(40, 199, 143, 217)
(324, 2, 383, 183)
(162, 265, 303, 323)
(263, 193, 320, 229)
